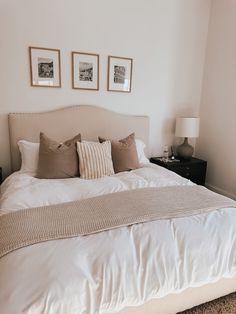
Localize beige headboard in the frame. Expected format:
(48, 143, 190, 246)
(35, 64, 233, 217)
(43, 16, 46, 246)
(8, 105, 149, 172)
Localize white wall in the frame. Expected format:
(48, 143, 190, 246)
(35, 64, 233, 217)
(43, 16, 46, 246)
(0, 0, 211, 178)
(196, 0, 236, 200)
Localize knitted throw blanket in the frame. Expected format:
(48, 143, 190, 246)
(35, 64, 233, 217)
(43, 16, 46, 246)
(0, 186, 236, 258)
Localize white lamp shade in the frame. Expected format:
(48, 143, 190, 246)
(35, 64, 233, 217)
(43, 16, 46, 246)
(175, 117, 200, 138)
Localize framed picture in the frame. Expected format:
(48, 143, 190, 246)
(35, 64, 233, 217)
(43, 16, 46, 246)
(72, 52, 99, 90)
(107, 56, 133, 93)
(29, 47, 61, 88)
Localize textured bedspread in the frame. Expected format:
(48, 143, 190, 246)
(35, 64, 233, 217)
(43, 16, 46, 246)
(1, 185, 236, 258)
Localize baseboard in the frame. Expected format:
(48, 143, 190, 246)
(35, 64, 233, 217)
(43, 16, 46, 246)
(206, 183, 236, 200)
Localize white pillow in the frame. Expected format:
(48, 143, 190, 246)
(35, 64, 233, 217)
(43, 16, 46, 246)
(135, 139, 149, 163)
(77, 141, 114, 179)
(18, 140, 39, 172)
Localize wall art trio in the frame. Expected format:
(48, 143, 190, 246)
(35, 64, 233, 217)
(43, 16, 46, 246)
(29, 47, 133, 93)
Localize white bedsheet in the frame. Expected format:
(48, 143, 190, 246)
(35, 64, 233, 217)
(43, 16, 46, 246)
(0, 163, 236, 314)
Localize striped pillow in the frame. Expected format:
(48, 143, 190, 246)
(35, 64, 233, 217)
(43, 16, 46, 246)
(77, 141, 114, 179)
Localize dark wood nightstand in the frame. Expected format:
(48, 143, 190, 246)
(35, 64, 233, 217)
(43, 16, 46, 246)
(150, 157, 207, 185)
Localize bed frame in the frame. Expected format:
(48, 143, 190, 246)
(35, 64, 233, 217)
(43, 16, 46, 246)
(8, 105, 236, 313)
(8, 105, 149, 172)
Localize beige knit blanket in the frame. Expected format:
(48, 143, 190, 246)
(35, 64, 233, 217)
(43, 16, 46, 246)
(1, 186, 236, 258)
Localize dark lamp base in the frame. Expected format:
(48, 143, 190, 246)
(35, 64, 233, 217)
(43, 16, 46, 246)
(177, 137, 194, 160)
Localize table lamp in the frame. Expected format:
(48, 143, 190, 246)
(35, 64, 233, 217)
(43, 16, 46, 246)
(175, 117, 200, 160)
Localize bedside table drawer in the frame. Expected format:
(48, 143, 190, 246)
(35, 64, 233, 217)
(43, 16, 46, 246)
(173, 164, 200, 178)
(173, 163, 206, 184)
(150, 157, 207, 185)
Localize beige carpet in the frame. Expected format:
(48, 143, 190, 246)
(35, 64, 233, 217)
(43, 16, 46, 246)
(179, 292, 236, 313)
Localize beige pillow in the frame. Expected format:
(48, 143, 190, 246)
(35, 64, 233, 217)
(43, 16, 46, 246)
(37, 132, 81, 179)
(77, 141, 114, 179)
(98, 133, 139, 173)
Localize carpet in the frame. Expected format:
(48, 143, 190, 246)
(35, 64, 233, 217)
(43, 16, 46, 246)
(179, 292, 236, 314)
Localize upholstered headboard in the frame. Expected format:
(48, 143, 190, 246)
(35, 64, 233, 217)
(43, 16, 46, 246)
(8, 105, 149, 172)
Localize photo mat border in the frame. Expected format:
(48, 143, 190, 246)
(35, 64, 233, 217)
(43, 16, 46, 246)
(107, 55, 133, 93)
(71, 51, 99, 91)
(29, 46, 61, 88)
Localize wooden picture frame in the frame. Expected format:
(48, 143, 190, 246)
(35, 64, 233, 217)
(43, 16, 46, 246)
(29, 47, 61, 88)
(72, 51, 99, 90)
(107, 56, 133, 93)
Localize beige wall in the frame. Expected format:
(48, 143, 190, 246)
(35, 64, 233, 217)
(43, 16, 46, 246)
(196, 0, 236, 200)
(0, 0, 211, 178)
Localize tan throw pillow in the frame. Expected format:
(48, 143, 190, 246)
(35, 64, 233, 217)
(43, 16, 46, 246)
(37, 132, 81, 179)
(77, 141, 114, 180)
(98, 133, 139, 173)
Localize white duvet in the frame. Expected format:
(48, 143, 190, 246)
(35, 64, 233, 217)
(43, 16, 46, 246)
(0, 163, 236, 314)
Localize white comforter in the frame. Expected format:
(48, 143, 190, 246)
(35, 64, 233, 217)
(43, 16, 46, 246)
(0, 163, 236, 314)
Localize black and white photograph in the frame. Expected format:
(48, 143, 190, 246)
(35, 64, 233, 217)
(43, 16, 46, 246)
(108, 56, 133, 92)
(38, 58, 54, 78)
(79, 62, 93, 82)
(72, 52, 99, 90)
(114, 65, 126, 84)
(29, 47, 61, 88)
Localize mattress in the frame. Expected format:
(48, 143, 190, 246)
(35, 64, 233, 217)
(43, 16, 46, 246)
(0, 163, 236, 313)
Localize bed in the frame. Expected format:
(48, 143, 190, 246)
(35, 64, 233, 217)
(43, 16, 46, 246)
(0, 105, 236, 314)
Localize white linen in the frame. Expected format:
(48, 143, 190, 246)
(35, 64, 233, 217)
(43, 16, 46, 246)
(0, 163, 191, 213)
(0, 163, 236, 314)
(135, 139, 149, 163)
(18, 140, 39, 172)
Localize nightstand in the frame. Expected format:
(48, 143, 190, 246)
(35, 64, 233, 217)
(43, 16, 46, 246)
(0, 167, 2, 184)
(150, 157, 207, 185)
